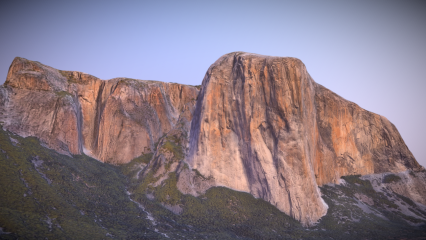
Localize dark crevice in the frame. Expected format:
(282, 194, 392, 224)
(92, 81, 106, 150)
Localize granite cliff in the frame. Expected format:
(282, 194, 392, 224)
(183, 52, 423, 225)
(0, 57, 198, 164)
(0, 53, 424, 227)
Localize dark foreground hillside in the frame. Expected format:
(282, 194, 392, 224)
(1, 127, 426, 239)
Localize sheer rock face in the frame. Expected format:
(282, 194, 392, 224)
(313, 85, 422, 185)
(1, 54, 423, 226)
(0, 57, 198, 164)
(1, 58, 81, 155)
(185, 52, 422, 226)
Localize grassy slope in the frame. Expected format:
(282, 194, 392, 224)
(1, 126, 426, 239)
(317, 175, 426, 239)
(0, 128, 161, 240)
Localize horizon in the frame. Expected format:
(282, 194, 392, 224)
(1, 0, 425, 167)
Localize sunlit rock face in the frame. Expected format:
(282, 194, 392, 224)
(1, 58, 81, 155)
(313, 84, 422, 185)
(0, 53, 423, 226)
(185, 52, 422, 226)
(0, 57, 198, 164)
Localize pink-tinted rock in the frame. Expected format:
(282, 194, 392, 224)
(1, 53, 423, 226)
(185, 52, 422, 225)
(0, 57, 198, 164)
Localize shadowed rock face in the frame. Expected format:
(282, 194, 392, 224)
(185, 52, 422, 225)
(0, 53, 423, 227)
(313, 84, 422, 185)
(0, 57, 198, 164)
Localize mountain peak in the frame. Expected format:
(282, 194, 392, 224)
(184, 51, 421, 225)
(0, 53, 424, 228)
(5, 57, 69, 92)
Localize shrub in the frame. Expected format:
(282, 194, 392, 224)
(383, 174, 402, 184)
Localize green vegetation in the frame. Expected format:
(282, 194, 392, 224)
(118, 78, 135, 86)
(161, 141, 183, 160)
(383, 174, 402, 183)
(192, 168, 209, 180)
(394, 192, 416, 208)
(340, 174, 376, 196)
(55, 91, 72, 98)
(161, 139, 184, 171)
(119, 153, 153, 178)
(153, 173, 182, 205)
(156, 136, 180, 175)
(316, 174, 426, 239)
(118, 78, 149, 90)
(153, 133, 167, 152)
(1, 127, 426, 239)
(341, 174, 398, 209)
(59, 70, 97, 84)
(128, 175, 307, 239)
(0, 127, 161, 239)
(59, 70, 78, 83)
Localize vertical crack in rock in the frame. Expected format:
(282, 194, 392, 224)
(0, 57, 199, 164)
(0, 53, 423, 226)
(92, 81, 106, 151)
(74, 94, 84, 153)
(185, 52, 422, 226)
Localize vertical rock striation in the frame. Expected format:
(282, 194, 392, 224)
(313, 84, 422, 185)
(1, 58, 81, 155)
(185, 52, 421, 225)
(0, 57, 198, 164)
(0, 53, 423, 226)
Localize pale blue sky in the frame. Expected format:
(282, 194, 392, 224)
(1, 0, 425, 167)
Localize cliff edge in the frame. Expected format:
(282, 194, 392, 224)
(0, 53, 423, 226)
(183, 52, 422, 225)
(0, 57, 199, 164)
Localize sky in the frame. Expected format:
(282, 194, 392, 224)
(1, 0, 425, 167)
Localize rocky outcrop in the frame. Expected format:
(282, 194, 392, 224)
(0, 58, 81, 155)
(1, 53, 423, 226)
(313, 85, 422, 185)
(185, 52, 422, 225)
(362, 171, 426, 207)
(0, 57, 198, 164)
(72, 75, 198, 164)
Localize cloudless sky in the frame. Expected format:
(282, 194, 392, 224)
(1, 0, 425, 167)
